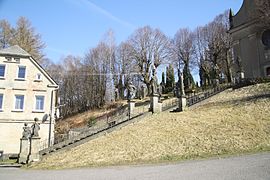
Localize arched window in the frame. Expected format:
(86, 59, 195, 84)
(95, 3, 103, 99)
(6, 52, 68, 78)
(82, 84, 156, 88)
(266, 67, 270, 76)
(262, 30, 270, 48)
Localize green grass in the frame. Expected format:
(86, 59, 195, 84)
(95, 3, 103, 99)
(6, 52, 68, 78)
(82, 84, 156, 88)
(0, 159, 17, 165)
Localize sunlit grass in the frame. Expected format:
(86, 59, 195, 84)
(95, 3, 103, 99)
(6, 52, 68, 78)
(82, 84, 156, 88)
(30, 83, 270, 169)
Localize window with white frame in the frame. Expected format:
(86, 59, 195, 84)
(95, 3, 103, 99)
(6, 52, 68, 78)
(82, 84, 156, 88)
(15, 95, 24, 111)
(18, 66, 26, 79)
(35, 96, 44, 111)
(0, 94, 3, 110)
(0, 65, 5, 78)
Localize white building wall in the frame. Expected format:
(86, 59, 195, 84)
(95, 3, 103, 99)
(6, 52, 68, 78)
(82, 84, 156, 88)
(0, 55, 57, 155)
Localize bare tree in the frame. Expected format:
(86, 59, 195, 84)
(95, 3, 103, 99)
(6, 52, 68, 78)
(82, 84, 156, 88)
(194, 26, 212, 87)
(102, 30, 116, 103)
(0, 20, 13, 49)
(128, 26, 171, 93)
(116, 41, 137, 98)
(193, 11, 233, 86)
(173, 28, 195, 89)
(254, 0, 270, 26)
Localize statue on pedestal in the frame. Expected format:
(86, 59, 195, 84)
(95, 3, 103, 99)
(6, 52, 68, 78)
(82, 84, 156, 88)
(179, 70, 185, 96)
(31, 118, 40, 137)
(126, 77, 136, 101)
(150, 67, 158, 95)
(22, 123, 31, 139)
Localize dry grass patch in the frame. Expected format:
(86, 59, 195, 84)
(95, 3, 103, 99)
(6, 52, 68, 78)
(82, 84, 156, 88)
(31, 83, 270, 169)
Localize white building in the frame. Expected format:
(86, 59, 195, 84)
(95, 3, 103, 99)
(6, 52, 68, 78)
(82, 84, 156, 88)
(0, 45, 58, 158)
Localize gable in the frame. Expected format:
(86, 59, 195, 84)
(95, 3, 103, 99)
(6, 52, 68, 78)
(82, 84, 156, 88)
(0, 45, 58, 87)
(29, 57, 58, 87)
(231, 0, 256, 28)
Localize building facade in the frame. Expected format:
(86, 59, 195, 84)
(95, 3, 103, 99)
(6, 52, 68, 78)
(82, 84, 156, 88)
(0, 45, 58, 158)
(229, 0, 270, 78)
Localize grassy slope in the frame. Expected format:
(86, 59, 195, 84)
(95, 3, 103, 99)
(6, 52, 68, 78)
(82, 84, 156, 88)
(31, 83, 270, 169)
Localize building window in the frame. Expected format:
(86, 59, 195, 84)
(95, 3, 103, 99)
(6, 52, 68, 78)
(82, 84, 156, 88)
(262, 30, 270, 48)
(14, 57, 20, 62)
(266, 67, 270, 76)
(18, 66, 26, 79)
(0, 94, 3, 110)
(5, 57, 11, 61)
(15, 95, 24, 111)
(0, 65, 5, 78)
(35, 96, 44, 111)
(36, 73, 42, 81)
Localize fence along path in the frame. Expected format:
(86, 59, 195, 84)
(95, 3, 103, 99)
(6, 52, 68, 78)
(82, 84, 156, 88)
(39, 84, 231, 156)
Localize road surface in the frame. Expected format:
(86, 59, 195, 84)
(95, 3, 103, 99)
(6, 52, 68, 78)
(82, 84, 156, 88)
(0, 153, 269, 180)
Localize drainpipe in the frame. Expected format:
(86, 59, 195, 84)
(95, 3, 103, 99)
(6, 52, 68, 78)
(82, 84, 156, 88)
(48, 90, 53, 147)
(47, 85, 59, 147)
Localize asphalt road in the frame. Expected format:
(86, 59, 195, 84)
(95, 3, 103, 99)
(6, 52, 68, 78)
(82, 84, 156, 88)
(0, 153, 269, 180)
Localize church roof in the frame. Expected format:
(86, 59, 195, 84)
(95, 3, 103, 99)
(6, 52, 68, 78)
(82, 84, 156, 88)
(0, 45, 31, 57)
(230, 0, 256, 29)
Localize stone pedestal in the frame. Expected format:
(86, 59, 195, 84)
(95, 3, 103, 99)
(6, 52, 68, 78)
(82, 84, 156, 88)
(128, 100, 136, 116)
(141, 86, 146, 99)
(18, 138, 30, 164)
(28, 137, 41, 162)
(178, 96, 187, 112)
(150, 94, 162, 113)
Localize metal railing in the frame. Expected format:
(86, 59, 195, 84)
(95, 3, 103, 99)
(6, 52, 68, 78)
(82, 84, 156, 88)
(187, 84, 231, 107)
(39, 84, 232, 155)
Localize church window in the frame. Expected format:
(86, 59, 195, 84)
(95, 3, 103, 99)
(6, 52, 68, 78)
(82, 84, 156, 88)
(262, 30, 270, 48)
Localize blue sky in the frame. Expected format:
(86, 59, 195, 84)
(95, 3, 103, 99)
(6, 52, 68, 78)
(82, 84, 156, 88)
(0, 0, 243, 64)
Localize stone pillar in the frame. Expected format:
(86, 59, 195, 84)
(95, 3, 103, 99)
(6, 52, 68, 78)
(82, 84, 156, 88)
(150, 94, 161, 113)
(128, 100, 136, 117)
(141, 86, 145, 99)
(28, 137, 41, 162)
(178, 96, 187, 112)
(18, 138, 30, 164)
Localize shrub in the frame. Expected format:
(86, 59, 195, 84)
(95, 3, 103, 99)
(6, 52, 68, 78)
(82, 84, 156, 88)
(87, 117, 97, 127)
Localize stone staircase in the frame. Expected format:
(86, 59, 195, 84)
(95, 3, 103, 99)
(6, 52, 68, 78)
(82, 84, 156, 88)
(40, 84, 232, 156)
(40, 112, 151, 156)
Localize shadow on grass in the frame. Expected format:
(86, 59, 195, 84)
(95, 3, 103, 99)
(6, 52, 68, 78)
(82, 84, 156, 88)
(203, 93, 270, 108)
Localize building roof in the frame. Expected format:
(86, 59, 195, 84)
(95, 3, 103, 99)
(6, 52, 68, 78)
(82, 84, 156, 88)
(0, 45, 31, 57)
(0, 45, 58, 87)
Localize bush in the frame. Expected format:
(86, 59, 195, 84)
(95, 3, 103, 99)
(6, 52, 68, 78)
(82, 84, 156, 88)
(87, 117, 97, 127)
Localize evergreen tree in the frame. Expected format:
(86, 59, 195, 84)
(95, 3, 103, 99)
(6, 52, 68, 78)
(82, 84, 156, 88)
(165, 64, 175, 92)
(160, 71, 166, 93)
(0, 17, 45, 62)
(183, 64, 195, 90)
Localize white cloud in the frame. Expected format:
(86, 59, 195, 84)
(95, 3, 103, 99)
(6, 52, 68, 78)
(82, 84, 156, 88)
(46, 47, 71, 55)
(77, 0, 135, 29)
